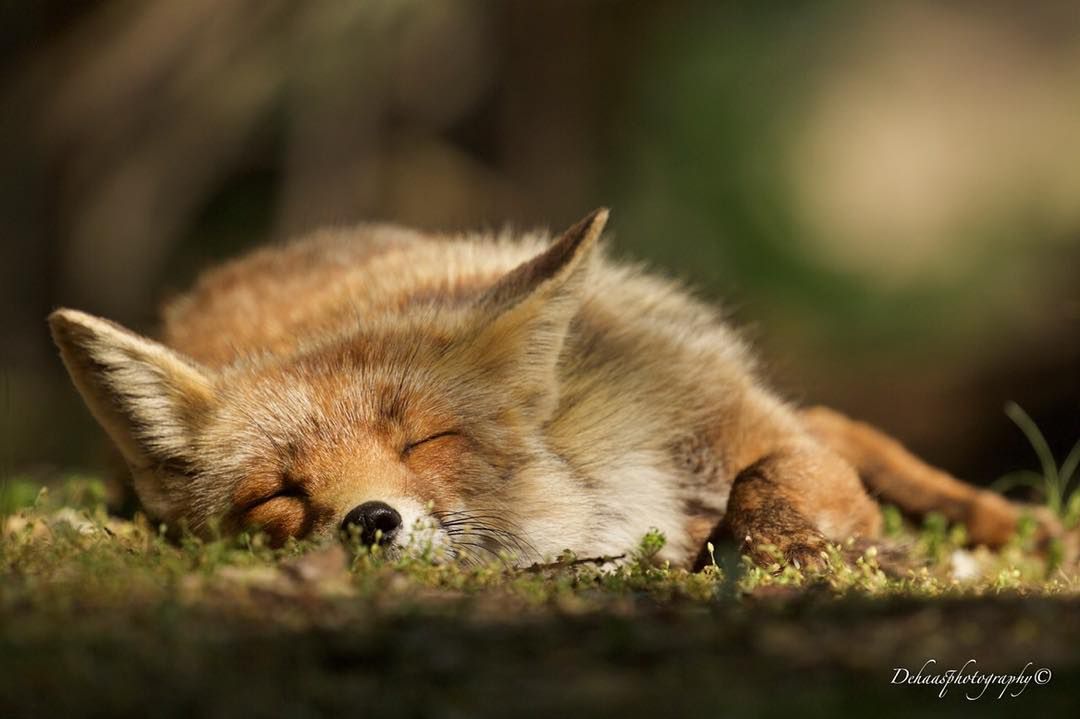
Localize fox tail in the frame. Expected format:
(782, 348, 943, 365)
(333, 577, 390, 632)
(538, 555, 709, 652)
(800, 406, 1058, 547)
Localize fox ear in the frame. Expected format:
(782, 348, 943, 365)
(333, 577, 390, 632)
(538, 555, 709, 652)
(480, 207, 609, 314)
(464, 208, 609, 423)
(48, 308, 215, 519)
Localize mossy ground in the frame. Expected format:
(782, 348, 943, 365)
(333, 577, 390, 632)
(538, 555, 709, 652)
(2, 478, 1079, 717)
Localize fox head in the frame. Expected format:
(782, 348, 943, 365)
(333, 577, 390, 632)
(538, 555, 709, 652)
(49, 209, 609, 563)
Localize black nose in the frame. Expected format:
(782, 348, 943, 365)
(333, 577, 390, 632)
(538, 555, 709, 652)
(340, 501, 402, 546)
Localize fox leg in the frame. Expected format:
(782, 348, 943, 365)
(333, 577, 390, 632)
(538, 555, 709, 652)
(799, 406, 1054, 546)
(707, 442, 883, 569)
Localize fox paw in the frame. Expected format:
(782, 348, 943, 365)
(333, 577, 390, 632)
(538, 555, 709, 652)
(782, 541, 829, 572)
(742, 535, 829, 572)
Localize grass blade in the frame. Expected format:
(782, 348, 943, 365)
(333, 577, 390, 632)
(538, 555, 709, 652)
(990, 470, 1047, 497)
(1059, 438, 1080, 496)
(1005, 402, 1060, 512)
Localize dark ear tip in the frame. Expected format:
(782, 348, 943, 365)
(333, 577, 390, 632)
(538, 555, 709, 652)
(552, 207, 609, 259)
(567, 207, 609, 241)
(584, 206, 610, 225)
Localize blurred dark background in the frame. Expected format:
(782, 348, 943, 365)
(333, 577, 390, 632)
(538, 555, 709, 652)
(2, 0, 1079, 493)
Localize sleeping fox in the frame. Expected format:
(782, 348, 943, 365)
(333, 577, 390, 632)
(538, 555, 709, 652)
(49, 209, 1041, 568)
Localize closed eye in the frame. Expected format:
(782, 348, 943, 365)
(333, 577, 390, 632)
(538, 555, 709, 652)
(403, 430, 460, 456)
(238, 480, 309, 514)
(271, 485, 309, 500)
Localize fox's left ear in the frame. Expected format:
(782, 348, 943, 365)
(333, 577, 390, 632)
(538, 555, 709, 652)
(461, 208, 609, 423)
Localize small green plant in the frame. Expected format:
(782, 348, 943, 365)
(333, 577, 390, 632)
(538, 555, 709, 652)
(880, 504, 904, 537)
(635, 527, 667, 561)
(0, 477, 41, 517)
(992, 401, 1080, 526)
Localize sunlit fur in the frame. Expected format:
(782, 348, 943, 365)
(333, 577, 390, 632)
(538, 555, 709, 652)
(50, 209, 1031, 567)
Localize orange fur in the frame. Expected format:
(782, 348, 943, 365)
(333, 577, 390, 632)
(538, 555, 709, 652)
(49, 208, 1040, 567)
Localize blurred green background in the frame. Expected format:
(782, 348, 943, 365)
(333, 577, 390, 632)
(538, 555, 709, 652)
(2, 0, 1079, 491)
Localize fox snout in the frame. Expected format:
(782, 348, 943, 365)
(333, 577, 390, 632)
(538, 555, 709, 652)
(340, 500, 403, 546)
(332, 496, 460, 560)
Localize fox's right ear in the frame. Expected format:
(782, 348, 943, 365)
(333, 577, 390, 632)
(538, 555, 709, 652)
(48, 309, 215, 519)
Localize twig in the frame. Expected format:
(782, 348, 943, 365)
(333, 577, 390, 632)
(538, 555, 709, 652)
(520, 553, 626, 573)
